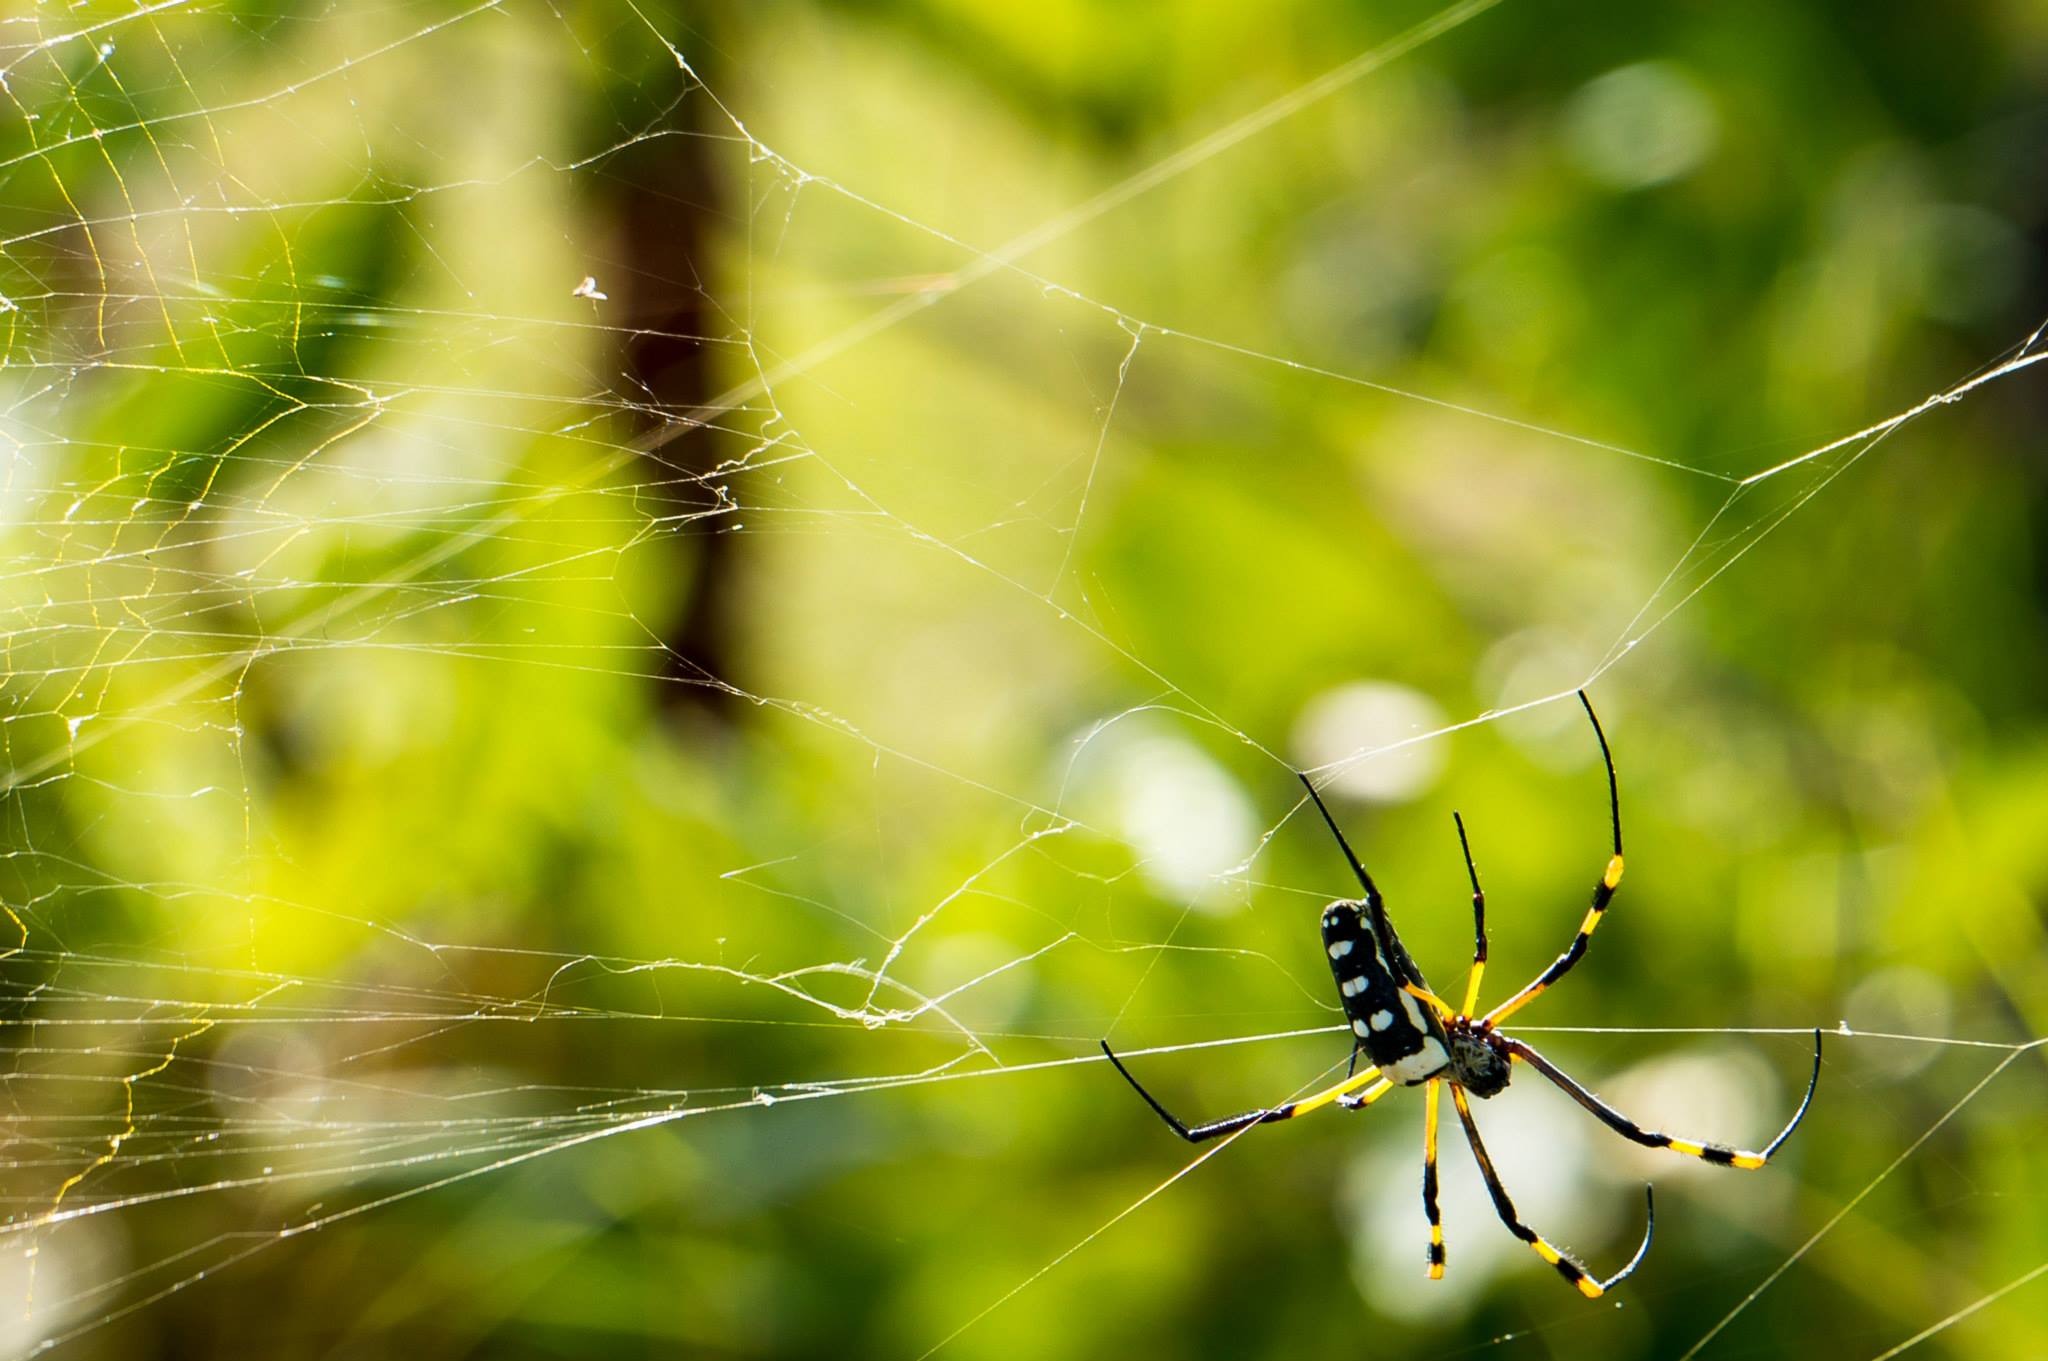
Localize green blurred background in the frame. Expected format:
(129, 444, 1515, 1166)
(2, 0, 2046, 1356)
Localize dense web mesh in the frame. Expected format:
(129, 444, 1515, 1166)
(1, 1, 2046, 1358)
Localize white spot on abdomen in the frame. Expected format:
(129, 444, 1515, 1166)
(1396, 988, 1428, 1032)
(1369, 1009, 1394, 1031)
(1328, 940, 1354, 959)
(1352, 1019, 1372, 1037)
(1388, 1038, 1449, 1084)
(1340, 977, 1367, 998)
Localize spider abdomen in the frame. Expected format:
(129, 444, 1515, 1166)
(1322, 900, 1450, 1085)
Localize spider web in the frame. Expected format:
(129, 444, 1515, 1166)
(1, 1, 2046, 1358)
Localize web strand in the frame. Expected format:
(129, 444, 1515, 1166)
(0, 0, 2042, 1354)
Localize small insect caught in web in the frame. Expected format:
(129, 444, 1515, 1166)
(1101, 689, 1823, 1297)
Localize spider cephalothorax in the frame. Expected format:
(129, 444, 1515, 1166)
(1445, 1017, 1511, 1098)
(1101, 689, 1823, 1298)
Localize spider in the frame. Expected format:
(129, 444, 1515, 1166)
(1100, 690, 1823, 1297)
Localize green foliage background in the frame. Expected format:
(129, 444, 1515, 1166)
(1, 1, 2045, 1357)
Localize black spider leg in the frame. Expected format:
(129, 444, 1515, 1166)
(1484, 689, 1623, 1026)
(1097, 1042, 1393, 1144)
(1450, 1085, 1655, 1299)
(1296, 772, 1432, 994)
(1422, 1078, 1445, 1278)
(1504, 1030, 1824, 1168)
(1453, 810, 1486, 1016)
(1296, 771, 1383, 911)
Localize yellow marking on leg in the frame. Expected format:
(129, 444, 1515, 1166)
(1423, 1080, 1443, 1277)
(1604, 854, 1624, 889)
(1402, 981, 1455, 1017)
(1289, 1066, 1387, 1118)
(1524, 1236, 1601, 1295)
(1665, 1136, 1766, 1168)
(1529, 1242, 1599, 1295)
(1540, 1244, 1605, 1293)
(1578, 906, 1605, 936)
(1337, 1078, 1396, 1111)
(1483, 982, 1552, 1028)
(1459, 959, 1485, 1018)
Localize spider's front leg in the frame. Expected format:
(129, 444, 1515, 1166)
(1484, 691, 1622, 1028)
(1453, 811, 1486, 1017)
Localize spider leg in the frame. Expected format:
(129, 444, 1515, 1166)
(1450, 1085, 1654, 1298)
(1483, 690, 1622, 1027)
(1453, 812, 1486, 1017)
(1503, 1030, 1823, 1168)
(1295, 771, 1383, 908)
(1337, 1078, 1396, 1111)
(1099, 1040, 1388, 1144)
(1402, 981, 1457, 1018)
(1298, 772, 1441, 998)
(1422, 1078, 1445, 1279)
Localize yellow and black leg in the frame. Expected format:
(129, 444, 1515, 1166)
(1422, 1079, 1445, 1279)
(1450, 1085, 1654, 1298)
(1483, 690, 1623, 1028)
(1453, 812, 1486, 1018)
(1099, 1040, 1389, 1143)
(1505, 1031, 1823, 1168)
(1337, 1076, 1397, 1111)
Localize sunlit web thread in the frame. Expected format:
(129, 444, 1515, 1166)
(1676, 1038, 2048, 1361)
(8, 0, 2037, 820)
(0, 0, 2044, 1354)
